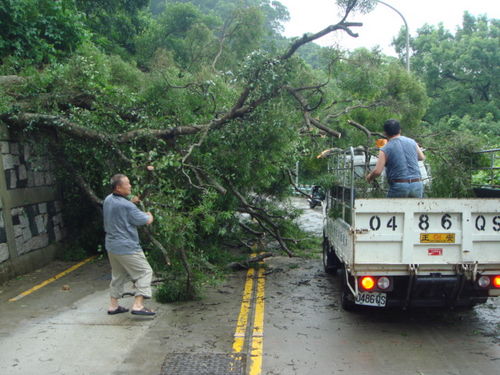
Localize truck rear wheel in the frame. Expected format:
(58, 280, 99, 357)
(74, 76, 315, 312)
(322, 235, 339, 275)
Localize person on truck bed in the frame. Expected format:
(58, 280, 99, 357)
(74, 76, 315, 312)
(366, 119, 425, 198)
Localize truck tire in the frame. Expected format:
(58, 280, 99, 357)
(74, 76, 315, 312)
(340, 267, 356, 311)
(322, 235, 339, 275)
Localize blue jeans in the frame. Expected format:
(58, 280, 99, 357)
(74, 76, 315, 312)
(387, 181, 423, 198)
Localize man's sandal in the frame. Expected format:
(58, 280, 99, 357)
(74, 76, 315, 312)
(131, 307, 155, 316)
(107, 306, 129, 315)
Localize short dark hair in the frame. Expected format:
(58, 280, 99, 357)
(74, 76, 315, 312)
(383, 119, 401, 137)
(110, 174, 126, 191)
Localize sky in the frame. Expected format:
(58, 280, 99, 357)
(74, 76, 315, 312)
(278, 0, 500, 56)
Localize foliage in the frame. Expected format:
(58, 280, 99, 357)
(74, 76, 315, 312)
(293, 47, 428, 176)
(424, 130, 486, 198)
(0, 0, 86, 68)
(388, 13, 500, 196)
(136, 2, 218, 70)
(137, 1, 287, 71)
(336, 0, 376, 14)
(74, 0, 149, 57)
(394, 13, 500, 127)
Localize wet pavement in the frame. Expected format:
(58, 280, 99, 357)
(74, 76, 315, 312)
(0, 197, 498, 375)
(263, 256, 500, 375)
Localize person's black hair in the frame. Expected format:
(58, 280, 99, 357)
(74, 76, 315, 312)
(383, 119, 401, 137)
(110, 174, 126, 191)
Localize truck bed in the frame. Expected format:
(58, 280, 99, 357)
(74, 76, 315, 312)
(328, 198, 500, 276)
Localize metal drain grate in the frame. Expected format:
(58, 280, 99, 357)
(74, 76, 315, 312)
(160, 352, 246, 375)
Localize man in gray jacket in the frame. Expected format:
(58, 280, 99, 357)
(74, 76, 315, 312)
(103, 173, 155, 316)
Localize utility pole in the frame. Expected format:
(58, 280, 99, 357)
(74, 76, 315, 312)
(375, 0, 410, 72)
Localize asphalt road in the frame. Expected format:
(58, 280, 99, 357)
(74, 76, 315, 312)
(0, 197, 498, 375)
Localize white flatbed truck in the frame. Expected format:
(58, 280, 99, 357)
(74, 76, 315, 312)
(322, 147, 500, 309)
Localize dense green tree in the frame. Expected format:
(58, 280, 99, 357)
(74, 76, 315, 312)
(391, 13, 499, 194)
(74, 0, 149, 56)
(139, 0, 288, 71)
(0, 0, 86, 68)
(136, 2, 218, 70)
(395, 13, 500, 125)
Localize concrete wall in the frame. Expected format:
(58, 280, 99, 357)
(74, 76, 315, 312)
(0, 124, 66, 284)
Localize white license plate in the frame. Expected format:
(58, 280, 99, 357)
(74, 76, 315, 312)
(355, 292, 387, 307)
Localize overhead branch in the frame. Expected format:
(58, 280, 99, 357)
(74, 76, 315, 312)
(347, 119, 386, 139)
(0, 112, 204, 142)
(309, 116, 341, 138)
(281, 21, 362, 60)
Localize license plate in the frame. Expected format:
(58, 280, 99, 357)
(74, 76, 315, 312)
(355, 292, 387, 307)
(420, 233, 455, 243)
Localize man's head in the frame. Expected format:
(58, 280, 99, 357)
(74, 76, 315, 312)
(110, 174, 131, 196)
(383, 119, 401, 137)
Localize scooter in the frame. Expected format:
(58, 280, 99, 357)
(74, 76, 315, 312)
(308, 186, 324, 209)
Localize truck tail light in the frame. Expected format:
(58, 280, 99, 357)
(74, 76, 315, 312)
(377, 276, 391, 290)
(477, 275, 491, 288)
(493, 276, 500, 288)
(360, 276, 376, 291)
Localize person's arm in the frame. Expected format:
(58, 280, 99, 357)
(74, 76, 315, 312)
(416, 145, 425, 161)
(128, 205, 153, 226)
(366, 150, 386, 183)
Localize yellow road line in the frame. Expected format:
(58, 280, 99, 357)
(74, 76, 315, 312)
(249, 267, 266, 375)
(232, 267, 255, 353)
(8, 255, 98, 302)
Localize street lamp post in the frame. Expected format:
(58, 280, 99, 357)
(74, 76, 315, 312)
(375, 0, 410, 72)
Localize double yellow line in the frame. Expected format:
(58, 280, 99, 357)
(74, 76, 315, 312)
(232, 258, 266, 375)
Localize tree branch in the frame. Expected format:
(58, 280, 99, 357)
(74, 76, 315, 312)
(324, 101, 386, 122)
(285, 86, 342, 138)
(281, 21, 362, 60)
(286, 168, 312, 199)
(347, 119, 386, 139)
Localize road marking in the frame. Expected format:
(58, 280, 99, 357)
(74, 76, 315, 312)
(249, 267, 266, 375)
(232, 251, 267, 375)
(8, 255, 98, 302)
(232, 267, 255, 353)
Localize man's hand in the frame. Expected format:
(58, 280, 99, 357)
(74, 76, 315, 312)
(146, 212, 154, 225)
(130, 196, 141, 204)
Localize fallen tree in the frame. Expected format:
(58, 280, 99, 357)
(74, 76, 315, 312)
(1, 1, 426, 300)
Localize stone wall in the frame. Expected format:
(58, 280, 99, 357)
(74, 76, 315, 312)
(0, 125, 66, 283)
(1, 141, 56, 190)
(11, 201, 65, 256)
